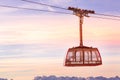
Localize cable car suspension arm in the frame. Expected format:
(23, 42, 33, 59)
(68, 7, 95, 46)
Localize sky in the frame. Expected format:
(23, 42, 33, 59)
(0, 0, 120, 80)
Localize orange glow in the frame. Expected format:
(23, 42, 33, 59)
(0, 14, 120, 80)
(0, 57, 120, 80)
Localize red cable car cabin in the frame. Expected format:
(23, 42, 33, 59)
(65, 46, 102, 66)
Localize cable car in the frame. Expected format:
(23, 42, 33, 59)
(65, 46, 102, 66)
(64, 7, 102, 66)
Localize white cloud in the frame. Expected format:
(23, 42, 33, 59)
(46, 0, 72, 7)
(34, 76, 120, 80)
(50, 0, 72, 3)
(47, 6, 55, 11)
(0, 7, 18, 14)
(19, 3, 44, 10)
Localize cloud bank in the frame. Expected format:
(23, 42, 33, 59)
(0, 78, 7, 80)
(34, 75, 120, 80)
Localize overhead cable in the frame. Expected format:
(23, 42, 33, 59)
(0, 4, 72, 15)
(22, 0, 68, 10)
(22, 0, 120, 18)
(0, 4, 120, 21)
(91, 16, 120, 21)
(95, 13, 120, 18)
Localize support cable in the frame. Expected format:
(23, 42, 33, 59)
(91, 16, 120, 21)
(22, 0, 120, 18)
(0, 4, 120, 21)
(22, 0, 68, 10)
(95, 13, 120, 18)
(0, 4, 72, 15)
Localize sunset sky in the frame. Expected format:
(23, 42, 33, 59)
(0, 0, 120, 80)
